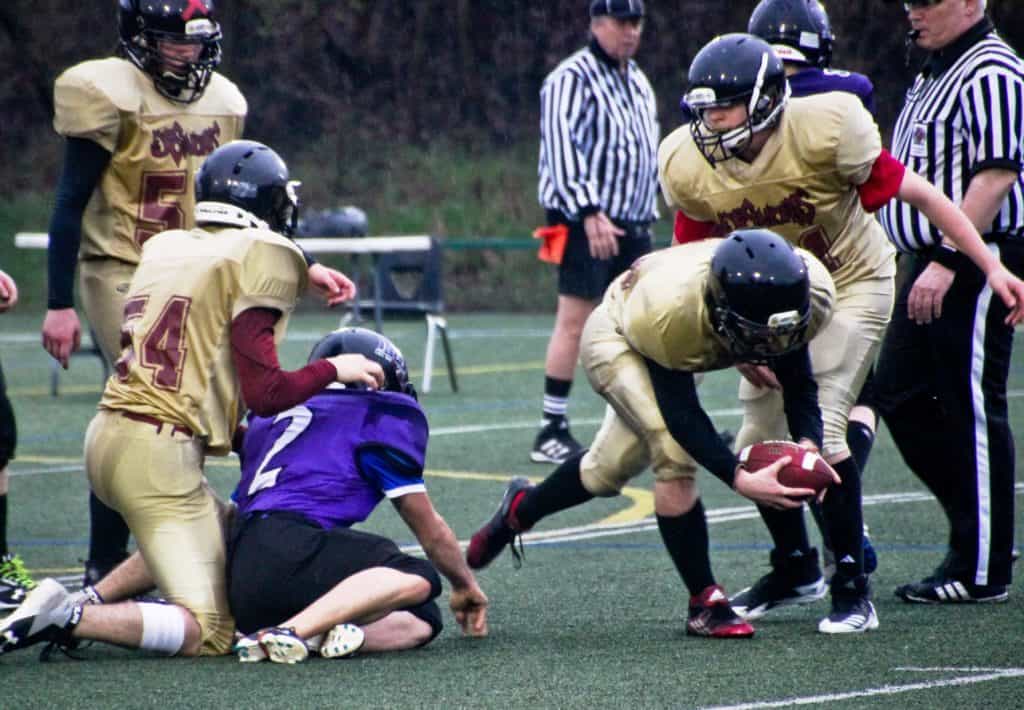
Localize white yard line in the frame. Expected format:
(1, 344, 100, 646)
(700, 668, 1024, 710)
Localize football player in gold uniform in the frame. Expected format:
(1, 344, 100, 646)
(660, 34, 1024, 633)
(0, 141, 386, 659)
(41, 0, 355, 588)
(468, 230, 838, 639)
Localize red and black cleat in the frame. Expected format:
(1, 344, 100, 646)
(466, 477, 533, 570)
(686, 584, 755, 639)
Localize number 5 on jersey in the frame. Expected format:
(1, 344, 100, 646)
(115, 295, 192, 391)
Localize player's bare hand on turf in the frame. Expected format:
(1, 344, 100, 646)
(41, 308, 82, 369)
(736, 362, 780, 390)
(0, 270, 17, 313)
(328, 353, 385, 389)
(733, 456, 817, 509)
(583, 212, 624, 261)
(908, 262, 954, 324)
(986, 265, 1024, 326)
(307, 263, 357, 307)
(450, 584, 489, 637)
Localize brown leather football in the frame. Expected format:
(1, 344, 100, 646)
(737, 440, 837, 498)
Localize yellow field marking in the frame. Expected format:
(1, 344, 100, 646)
(426, 469, 654, 524)
(13, 455, 83, 465)
(8, 384, 102, 397)
(409, 360, 545, 377)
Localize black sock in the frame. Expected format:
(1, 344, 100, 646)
(515, 452, 593, 529)
(822, 457, 864, 581)
(757, 505, 811, 558)
(657, 500, 714, 596)
(541, 376, 573, 423)
(846, 419, 876, 474)
(0, 493, 7, 556)
(807, 500, 831, 550)
(87, 492, 131, 563)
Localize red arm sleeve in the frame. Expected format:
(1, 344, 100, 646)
(857, 149, 906, 213)
(230, 308, 337, 416)
(672, 210, 716, 246)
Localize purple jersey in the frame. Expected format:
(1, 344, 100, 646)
(787, 67, 876, 116)
(234, 388, 429, 529)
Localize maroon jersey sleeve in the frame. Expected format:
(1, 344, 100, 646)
(231, 307, 336, 416)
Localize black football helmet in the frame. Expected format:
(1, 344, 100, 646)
(118, 0, 222, 104)
(308, 328, 416, 398)
(705, 229, 811, 363)
(748, 0, 834, 68)
(194, 140, 301, 236)
(684, 33, 790, 166)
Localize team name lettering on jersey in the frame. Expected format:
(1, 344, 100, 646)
(151, 121, 222, 166)
(712, 189, 817, 235)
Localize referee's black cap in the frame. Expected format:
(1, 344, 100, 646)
(590, 0, 645, 20)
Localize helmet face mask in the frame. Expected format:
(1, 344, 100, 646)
(119, 0, 222, 104)
(308, 328, 417, 399)
(194, 141, 301, 237)
(685, 34, 790, 166)
(706, 229, 812, 363)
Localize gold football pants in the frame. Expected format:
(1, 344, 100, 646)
(735, 275, 894, 460)
(85, 409, 234, 655)
(79, 257, 135, 366)
(577, 303, 698, 496)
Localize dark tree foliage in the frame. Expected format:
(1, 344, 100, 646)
(3, 1, 1022, 192)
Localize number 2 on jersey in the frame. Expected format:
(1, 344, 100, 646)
(115, 295, 192, 391)
(247, 406, 314, 495)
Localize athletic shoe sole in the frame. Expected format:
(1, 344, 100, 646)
(818, 601, 880, 634)
(319, 623, 365, 659)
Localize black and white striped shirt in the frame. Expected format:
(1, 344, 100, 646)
(538, 39, 660, 223)
(879, 19, 1024, 253)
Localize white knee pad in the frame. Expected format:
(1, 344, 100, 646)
(138, 603, 187, 655)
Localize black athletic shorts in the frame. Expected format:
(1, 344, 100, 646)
(549, 209, 653, 300)
(227, 511, 443, 640)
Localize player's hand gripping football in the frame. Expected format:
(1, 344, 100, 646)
(450, 583, 489, 637)
(328, 353, 386, 389)
(732, 453, 839, 510)
(307, 263, 357, 307)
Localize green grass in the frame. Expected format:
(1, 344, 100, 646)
(1, 309, 1022, 708)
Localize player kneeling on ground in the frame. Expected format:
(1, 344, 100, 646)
(467, 229, 838, 639)
(230, 328, 488, 664)
(0, 140, 380, 659)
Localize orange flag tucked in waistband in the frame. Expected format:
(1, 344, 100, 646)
(533, 224, 569, 265)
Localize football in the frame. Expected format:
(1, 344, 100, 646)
(737, 440, 837, 499)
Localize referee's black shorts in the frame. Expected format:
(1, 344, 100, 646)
(227, 511, 443, 640)
(548, 209, 653, 301)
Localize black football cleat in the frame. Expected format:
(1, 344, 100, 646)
(894, 577, 1008, 604)
(530, 418, 583, 464)
(687, 585, 755, 638)
(730, 548, 826, 620)
(466, 477, 533, 569)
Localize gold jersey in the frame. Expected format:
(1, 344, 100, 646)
(603, 239, 835, 372)
(100, 227, 307, 455)
(659, 92, 895, 291)
(53, 57, 247, 264)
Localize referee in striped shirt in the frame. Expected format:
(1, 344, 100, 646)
(531, 0, 659, 464)
(876, 0, 1024, 604)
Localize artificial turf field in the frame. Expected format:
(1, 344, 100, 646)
(1, 309, 1022, 709)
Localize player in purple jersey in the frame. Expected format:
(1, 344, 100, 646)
(228, 328, 488, 664)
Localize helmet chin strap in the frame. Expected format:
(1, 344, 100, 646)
(194, 201, 269, 231)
